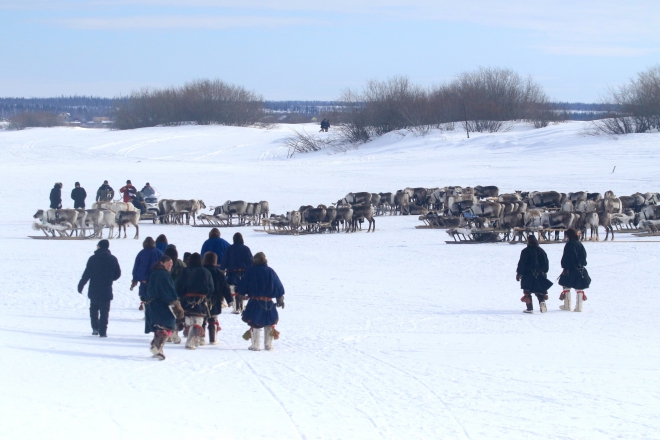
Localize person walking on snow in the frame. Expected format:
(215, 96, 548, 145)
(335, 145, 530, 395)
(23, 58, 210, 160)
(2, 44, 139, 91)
(175, 253, 214, 350)
(131, 237, 164, 311)
(145, 255, 184, 360)
(119, 180, 137, 203)
(201, 228, 230, 261)
(71, 182, 87, 209)
(558, 228, 591, 312)
(516, 235, 553, 314)
(237, 252, 285, 351)
(203, 252, 232, 345)
(77, 239, 121, 337)
(163, 245, 187, 344)
(49, 182, 62, 209)
(219, 232, 253, 314)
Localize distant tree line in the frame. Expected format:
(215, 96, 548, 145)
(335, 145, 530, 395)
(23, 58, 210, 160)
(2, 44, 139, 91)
(112, 79, 263, 129)
(0, 96, 120, 120)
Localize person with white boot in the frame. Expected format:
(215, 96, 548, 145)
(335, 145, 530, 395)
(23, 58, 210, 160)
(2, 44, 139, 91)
(236, 252, 285, 351)
(175, 253, 214, 349)
(558, 228, 591, 312)
(516, 235, 553, 314)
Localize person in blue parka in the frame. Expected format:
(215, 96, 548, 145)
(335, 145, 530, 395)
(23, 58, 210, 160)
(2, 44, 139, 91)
(145, 255, 184, 361)
(219, 232, 253, 314)
(201, 228, 230, 261)
(236, 252, 285, 351)
(131, 237, 164, 310)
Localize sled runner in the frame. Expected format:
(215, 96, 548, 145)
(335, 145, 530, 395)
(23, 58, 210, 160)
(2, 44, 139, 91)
(28, 235, 91, 240)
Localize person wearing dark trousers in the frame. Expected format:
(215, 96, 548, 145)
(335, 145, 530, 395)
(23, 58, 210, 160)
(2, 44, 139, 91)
(77, 239, 121, 337)
(516, 235, 553, 314)
(203, 251, 232, 345)
(219, 232, 253, 314)
(50, 182, 63, 209)
(71, 182, 87, 209)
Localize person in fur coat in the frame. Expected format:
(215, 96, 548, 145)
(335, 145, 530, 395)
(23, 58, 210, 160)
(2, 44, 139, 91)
(558, 228, 591, 312)
(516, 235, 553, 314)
(175, 253, 214, 349)
(202, 252, 232, 345)
(236, 252, 285, 351)
(219, 232, 253, 314)
(145, 256, 184, 360)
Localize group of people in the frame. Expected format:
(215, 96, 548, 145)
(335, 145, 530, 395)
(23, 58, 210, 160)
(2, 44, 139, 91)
(516, 228, 591, 313)
(77, 228, 286, 360)
(48, 180, 157, 213)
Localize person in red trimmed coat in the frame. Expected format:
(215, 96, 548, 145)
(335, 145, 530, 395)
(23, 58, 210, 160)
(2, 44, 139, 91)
(236, 252, 285, 351)
(119, 180, 137, 203)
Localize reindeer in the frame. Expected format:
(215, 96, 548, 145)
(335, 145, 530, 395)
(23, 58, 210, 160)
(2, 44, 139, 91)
(350, 203, 375, 232)
(116, 211, 140, 239)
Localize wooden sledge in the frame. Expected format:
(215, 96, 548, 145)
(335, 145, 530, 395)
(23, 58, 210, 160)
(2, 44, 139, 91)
(445, 228, 507, 244)
(632, 232, 660, 237)
(191, 223, 247, 228)
(28, 235, 91, 240)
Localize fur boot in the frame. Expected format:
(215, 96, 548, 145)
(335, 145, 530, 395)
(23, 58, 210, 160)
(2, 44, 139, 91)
(559, 288, 572, 310)
(208, 317, 218, 345)
(185, 316, 204, 349)
(264, 325, 274, 351)
(198, 320, 207, 346)
(151, 329, 170, 359)
(249, 328, 261, 351)
(230, 285, 240, 314)
(168, 331, 181, 344)
(574, 290, 586, 312)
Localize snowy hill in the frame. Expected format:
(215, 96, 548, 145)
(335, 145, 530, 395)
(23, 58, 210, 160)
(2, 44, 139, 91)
(0, 122, 658, 439)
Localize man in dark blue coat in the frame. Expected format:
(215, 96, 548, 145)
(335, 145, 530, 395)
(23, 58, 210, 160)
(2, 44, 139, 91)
(236, 252, 285, 351)
(219, 232, 253, 314)
(78, 239, 121, 337)
(131, 236, 164, 301)
(201, 228, 230, 261)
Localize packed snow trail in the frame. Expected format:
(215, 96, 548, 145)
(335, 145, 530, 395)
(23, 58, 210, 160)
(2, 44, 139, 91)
(0, 123, 659, 439)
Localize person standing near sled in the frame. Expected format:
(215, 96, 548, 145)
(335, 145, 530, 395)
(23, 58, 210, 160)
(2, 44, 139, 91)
(145, 255, 184, 360)
(203, 252, 232, 345)
(119, 180, 137, 203)
(71, 182, 87, 209)
(49, 182, 63, 209)
(175, 252, 214, 350)
(219, 232, 253, 314)
(96, 180, 114, 202)
(558, 228, 591, 312)
(77, 239, 121, 337)
(516, 235, 553, 314)
(237, 252, 285, 351)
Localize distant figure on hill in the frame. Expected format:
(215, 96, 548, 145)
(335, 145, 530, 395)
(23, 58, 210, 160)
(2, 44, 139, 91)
(71, 182, 87, 209)
(49, 182, 63, 209)
(320, 119, 330, 132)
(77, 239, 121, 337)
(96, 180, 114, 202)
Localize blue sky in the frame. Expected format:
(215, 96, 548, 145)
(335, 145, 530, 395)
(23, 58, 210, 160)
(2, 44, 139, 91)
(1, 0, 658, 101)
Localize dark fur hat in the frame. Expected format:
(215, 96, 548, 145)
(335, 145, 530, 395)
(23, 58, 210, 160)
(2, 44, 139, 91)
(253, 252, 267, 265)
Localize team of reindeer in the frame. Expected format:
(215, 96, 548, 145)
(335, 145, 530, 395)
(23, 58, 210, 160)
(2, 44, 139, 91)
(32, 185, 660, 239)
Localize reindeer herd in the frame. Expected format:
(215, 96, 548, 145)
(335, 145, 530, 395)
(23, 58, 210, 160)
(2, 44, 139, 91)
(31, 185, 660, 241)
(414, 187, 660, 242)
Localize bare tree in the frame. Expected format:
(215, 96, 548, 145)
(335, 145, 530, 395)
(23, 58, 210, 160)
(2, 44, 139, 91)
(591, 65, 660, 134)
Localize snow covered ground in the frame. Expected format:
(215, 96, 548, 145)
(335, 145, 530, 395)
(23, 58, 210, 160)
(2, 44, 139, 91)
(0, 122, 659, 439)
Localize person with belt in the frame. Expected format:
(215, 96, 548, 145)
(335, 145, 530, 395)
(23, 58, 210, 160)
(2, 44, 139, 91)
(236, 252, 285, 351)
(558, 228, 591, 312)
(219, 232, 253, 314)
(175, 252, 214, 349)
